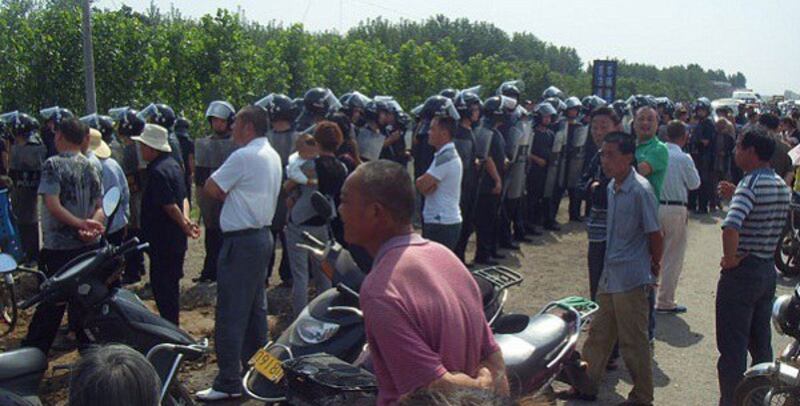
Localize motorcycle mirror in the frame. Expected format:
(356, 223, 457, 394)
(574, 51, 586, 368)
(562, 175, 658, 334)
(311, 191, 333, 220)
(103, 186, 122, 219)
(0, 253, 17, 274)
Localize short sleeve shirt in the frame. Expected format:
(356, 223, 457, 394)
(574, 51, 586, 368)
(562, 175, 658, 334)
(602, 169, 661, 293)
(635, 137, 669, 200)
(423, 143, 463, 225)
(141, 154, 187, 253)
(38, 152, 103, 250)
(211, 137, 282, 232)
(361, 234, 500, 405)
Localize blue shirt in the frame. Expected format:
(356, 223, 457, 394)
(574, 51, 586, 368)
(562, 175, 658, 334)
(601, 168, 661, 294)
(660, 142, 701, 204)
(101, 157, 130, 234)
(721, 167, 790, 259)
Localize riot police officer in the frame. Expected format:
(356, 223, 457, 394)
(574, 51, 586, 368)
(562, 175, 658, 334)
(378, 98, 409, 165)
(110, 107, 147, 284)
(452, 91, 482, 262)
(499, 104, 533, 246)
(6, 112, 47, 263)
(689, 97, 716, 214)
(194, 101, 238, 283)
(473, 96, 513, 265)
(265, 94, 299, 283)
(554, 96, 589, 222)
(357, 100, 389, 162)
(529, 103, 558, 231)
(39, 106, 74, 158)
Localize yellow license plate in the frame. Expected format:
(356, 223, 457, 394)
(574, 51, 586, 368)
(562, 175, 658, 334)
(250, 348, 285, 383)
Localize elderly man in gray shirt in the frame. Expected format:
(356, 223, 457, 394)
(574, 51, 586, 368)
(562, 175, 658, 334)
(566, 131, 663, 406)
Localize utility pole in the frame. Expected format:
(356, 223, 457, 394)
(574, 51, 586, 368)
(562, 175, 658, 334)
(81, 0, 97, 114)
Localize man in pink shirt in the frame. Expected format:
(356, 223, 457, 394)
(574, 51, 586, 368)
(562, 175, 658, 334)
(338, 160, 508, 405)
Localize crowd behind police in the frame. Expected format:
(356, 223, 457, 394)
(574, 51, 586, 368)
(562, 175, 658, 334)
(2, 83, 800, 405)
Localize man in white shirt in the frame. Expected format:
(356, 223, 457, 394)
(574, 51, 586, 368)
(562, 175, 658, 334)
(416, 115, 463, 251)
(656, 120, 701, 314)
(197, 106, 282, 400)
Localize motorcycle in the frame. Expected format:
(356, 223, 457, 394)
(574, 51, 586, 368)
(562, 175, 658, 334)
(0, 187, 207, 406)
(735, 283, 800, 405)
(776, 200, 800, 277)
(242, 192, 597, 403)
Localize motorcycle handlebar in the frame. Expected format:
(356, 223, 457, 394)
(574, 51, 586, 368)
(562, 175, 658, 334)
(19, 290, 47, 310)
(115, 238, 140, 254)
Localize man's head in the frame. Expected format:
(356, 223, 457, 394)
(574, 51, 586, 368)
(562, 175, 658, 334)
(132, 124, 171, 162)
(747, 110, 759, 123)
(759, 112, 781, 133)
(780, 117, 797, 133)
(428, 116, 456, 149)
(232, 105, 268, 146)
(338, 161, 414, 249)
(665, 120, 689, 147)
(735, 128, 775, 172)
(69, 344, 161, 406)
(600, 131, 636, 179)
(55, 118, 89, 152)
(676, 107, 689, 123)
(590, 107, 621, 145)
(633, 106, 659, 141)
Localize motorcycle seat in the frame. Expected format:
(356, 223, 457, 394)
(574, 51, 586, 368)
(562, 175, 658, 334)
(497, 313, 570, 378)
(0, 348, 47, 381)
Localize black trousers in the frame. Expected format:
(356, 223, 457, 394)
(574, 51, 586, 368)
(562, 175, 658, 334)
(587, 241, 606, 301)
(148, 248, 185, 326)
(199, 228, 223, 281)
(716, 257, 775, 406)
(474, 193, 499, 261)
(454, 191, 477, 262)
(123, 227, 146, 281)
(22, 244, 100, 354)
(268, 227, 291, 282)
(552, 187, 566, 223)
(18, 223, 39, 263)
(568, 188, 583, 220)
(497, 199, 513, 247)
(504, 197, 526, 239)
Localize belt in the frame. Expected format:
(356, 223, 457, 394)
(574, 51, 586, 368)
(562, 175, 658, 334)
(222, 226, 268, 238)
(659, 200, 687, 206)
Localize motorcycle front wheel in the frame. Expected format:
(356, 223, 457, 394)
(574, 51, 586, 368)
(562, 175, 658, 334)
(775, 224, 800, 278)
(734, 375, 800, 406)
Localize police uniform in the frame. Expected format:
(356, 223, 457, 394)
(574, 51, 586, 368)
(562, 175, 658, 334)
(9, 135, 47, 262)
(528, 127, 555, 227)
(195, 133, 238, 282)
(474, 123, 506, 263)
(453, 125, 478, 262)
(266, 127, 299, 283)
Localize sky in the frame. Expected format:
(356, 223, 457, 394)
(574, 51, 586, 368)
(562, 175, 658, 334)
(98, 0, 800, 96)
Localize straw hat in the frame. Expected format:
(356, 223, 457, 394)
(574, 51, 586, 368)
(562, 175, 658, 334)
(88, 128, 111, 159)
(131, 124, 172, 153)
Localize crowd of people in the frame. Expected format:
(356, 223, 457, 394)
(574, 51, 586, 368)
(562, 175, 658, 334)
(2, 84, 800, 405)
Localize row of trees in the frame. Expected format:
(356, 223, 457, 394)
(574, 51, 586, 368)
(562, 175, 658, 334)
(0, 0, 747, 135)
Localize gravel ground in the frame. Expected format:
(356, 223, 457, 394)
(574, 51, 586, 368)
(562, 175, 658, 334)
(1, 205, 795, 405)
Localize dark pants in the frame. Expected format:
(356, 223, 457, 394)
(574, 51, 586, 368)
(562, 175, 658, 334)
(18, 223, 39, 263)
(552, 187, 566, 221)
(698, 169, 715, 212)
(123, 227, 146, 282)
(213, 229, 271, 394)
(422, 222, 462, 251)
(497, 199, 513, 247)
(474, 194, 500, 261)
(587, 241, 606, 301)
(199, 228, 223, 282)
(22, 244, 99, 354)
(267, 228, 291, 283)
(505, 197, 526, 239)
(568, 188, 583, 220)
(716, 256, 776, 406)
(454, 192, 477, 262)
(149, 248, 185, 326)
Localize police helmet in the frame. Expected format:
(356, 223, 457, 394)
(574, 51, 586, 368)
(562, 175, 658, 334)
(541, 86, 565, 101)
(39, 106, 74, 124)
(268, 94, 299, 122)
(439, 88, 458, 100)
(364, 100, 390, 122)
(1, 111, 39, 138)
(564, 96, 583, 111)
(500, 83, 521, 100)
(205, 100, 236, 125)
(80, 113, 115, 142)
(115, 108, 146, 136)
(454, 91, 482, 118)
(139, 103, 176, 129)
(694, 97, 712, 112)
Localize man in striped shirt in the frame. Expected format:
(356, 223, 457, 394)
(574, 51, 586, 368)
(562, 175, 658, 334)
(715, 128, 790, 406)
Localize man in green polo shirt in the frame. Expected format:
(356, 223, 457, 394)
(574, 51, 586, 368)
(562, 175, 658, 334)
(634, 106, 669, 200)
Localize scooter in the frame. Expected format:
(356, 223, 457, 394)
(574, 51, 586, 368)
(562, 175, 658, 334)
(0, 187, 208, 406)
(242, 193, 597, 403)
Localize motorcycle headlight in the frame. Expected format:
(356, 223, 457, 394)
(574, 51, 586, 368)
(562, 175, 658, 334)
(773, 295, 794, 336)
(290, 308, 340, 345)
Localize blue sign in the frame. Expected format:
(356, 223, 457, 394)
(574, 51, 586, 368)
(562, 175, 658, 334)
(593, 60, 618, 102)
